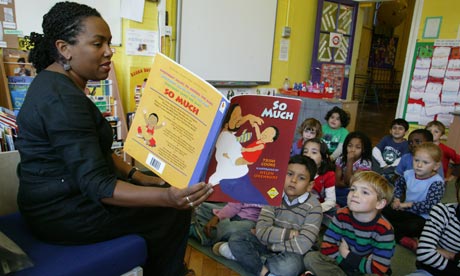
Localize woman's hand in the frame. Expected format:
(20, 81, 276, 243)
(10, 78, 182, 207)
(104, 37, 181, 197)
(167, 182, 213, 210)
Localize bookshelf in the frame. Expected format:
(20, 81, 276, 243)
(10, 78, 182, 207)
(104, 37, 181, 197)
(0, 57, 128, 150)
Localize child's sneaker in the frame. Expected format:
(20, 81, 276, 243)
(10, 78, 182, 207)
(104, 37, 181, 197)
(212, 242, 236, 260)
(399, 237, 418, 252)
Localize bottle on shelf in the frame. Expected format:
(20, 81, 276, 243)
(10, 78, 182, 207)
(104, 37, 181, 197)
(283, 78, 290, 90)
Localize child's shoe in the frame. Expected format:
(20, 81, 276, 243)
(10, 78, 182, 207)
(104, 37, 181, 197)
(212, 242, 236, 260)
(300, 271, 314, 276)
(399, 237, 418, 252)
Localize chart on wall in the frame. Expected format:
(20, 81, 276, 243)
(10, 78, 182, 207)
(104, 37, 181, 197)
(404, 40, 460, 127)
(320, 64, 345, 97)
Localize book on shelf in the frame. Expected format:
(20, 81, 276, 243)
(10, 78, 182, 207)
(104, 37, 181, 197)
(0, 107, 18, 152)
(8, 76, 34, 114)
(124, 53, 302, 205)
(85, 79, 122, 149)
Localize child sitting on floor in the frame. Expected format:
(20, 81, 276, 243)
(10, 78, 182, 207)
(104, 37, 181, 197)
(303, 171, 395, 276)
(426, 120, 460, 181)
(190, 202, 262, 246)
(372, 118, 409, 182)
(335, 131, 373, 207)
(302, 138, 337, 226)
(409, 181, 460, 275)
(395, 128, 444, 179)
(291, 117, 322, 156)
(322, 106, 350, 160)
(213, 155, 322, 276)
(383, 142, 445, 252)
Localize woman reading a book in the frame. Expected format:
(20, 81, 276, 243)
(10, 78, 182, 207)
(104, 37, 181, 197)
(15, 2, 212, 276)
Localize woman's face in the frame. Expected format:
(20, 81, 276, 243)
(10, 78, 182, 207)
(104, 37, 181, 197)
(66, 16, 113, 82)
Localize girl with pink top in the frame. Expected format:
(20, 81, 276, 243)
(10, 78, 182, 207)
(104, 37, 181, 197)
(189, 202, 262, 246)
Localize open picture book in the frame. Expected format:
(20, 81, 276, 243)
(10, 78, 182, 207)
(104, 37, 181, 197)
(124, 53, 301, 205)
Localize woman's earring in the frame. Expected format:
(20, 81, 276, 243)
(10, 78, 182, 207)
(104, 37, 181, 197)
(63, 60, 71, 71)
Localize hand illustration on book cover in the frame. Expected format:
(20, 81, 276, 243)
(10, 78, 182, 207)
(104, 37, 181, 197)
(137, 109, 166, 147)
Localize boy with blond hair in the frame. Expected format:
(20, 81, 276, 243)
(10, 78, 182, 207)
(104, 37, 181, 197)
(304, 171, 395, 276)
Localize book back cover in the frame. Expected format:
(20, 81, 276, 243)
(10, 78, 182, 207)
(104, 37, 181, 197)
(124, 53, 229, 188)
(205, 95, 301, 206)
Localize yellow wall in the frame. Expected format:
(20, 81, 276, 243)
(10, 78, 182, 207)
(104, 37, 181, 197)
(417, 0, 458, 41)
(264, 0, 318, 90)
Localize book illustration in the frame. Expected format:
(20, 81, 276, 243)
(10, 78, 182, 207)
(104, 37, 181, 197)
(136, 109, 166, 147)
(237, 124, 279, 165)
(206, 96, 301, 206)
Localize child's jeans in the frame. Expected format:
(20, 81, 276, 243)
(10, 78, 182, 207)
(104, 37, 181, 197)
(228, 230, 304, 276)
(304, 251, 348, 276)
(191, 202, 256, 246)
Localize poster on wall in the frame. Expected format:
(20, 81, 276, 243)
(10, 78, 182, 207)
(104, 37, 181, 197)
(125, 29, 158, 56)
(129, 66, 151, 112)
(368, 35, 398, 69)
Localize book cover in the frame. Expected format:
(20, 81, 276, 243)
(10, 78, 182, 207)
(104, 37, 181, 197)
(205, 95, 302, 206)
(124, 53, 230, 189)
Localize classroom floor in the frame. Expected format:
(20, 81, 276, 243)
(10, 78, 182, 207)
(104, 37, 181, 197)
(184, 102, 425, 276)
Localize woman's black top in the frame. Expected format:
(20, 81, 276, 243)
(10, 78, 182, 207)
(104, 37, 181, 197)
(15, 70, 118, 237)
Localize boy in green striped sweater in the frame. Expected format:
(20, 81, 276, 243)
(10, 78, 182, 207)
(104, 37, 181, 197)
(304, 171, 395, 276)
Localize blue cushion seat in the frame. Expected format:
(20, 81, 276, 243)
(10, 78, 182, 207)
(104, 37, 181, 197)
(0, 212, 147, 276)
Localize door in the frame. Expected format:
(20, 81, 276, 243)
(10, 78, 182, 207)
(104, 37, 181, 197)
(310, 0, 358, 99)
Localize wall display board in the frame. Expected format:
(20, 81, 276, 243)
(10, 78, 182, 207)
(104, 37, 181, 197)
(403, 40, 460, 127)
(177, 0, 277, 84)
(320, 63, 345, 98)
(14, 0, 122, 45)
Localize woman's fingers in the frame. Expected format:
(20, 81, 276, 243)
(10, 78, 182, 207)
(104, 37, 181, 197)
(170, 182, 213, 209)
(184, 183, 213, 208)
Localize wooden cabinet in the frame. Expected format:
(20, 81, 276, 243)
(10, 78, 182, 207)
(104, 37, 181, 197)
(446, 112, 460, 152)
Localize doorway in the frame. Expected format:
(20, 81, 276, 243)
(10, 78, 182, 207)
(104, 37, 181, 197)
(352, 0, 415, 142)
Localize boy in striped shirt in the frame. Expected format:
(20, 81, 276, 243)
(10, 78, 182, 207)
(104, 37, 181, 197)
(304, 171, 395, 276)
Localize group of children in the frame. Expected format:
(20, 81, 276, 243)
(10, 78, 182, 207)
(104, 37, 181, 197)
(188, 106, 460, 276)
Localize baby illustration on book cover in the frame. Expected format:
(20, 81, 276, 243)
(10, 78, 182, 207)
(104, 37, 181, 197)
(137, 109, 166, 147)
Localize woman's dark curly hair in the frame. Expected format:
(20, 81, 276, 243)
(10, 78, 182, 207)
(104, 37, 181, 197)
(324, 106, 350, 128)
(22, 2, 101, 73)
(339, 131, 373, 167)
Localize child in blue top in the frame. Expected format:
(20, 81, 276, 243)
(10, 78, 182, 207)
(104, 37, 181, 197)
(383, 143, 445, 251)
(395, 128, 444, 179)
(322, 106, 350, 160)
(372, 118, 409, 182)
(335, 131, 373, 207)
